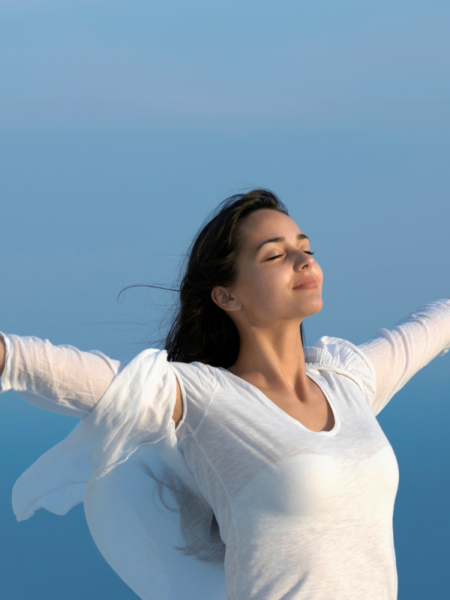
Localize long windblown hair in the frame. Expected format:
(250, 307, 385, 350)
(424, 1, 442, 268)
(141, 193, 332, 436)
(136, 189, 305, 563)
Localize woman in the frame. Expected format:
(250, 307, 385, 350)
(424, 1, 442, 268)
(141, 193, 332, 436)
(1, 189, 449, 599)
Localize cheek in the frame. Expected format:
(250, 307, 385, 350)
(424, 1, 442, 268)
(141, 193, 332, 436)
(234, 268, 263, 301)
(236, 266, 281, 304)
(246, 272, 276, 298)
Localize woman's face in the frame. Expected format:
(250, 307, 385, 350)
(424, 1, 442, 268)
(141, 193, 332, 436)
(217, 209, 323, 327)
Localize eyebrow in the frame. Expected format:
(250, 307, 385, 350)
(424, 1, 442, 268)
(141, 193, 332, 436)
(255, 233, 310, 254)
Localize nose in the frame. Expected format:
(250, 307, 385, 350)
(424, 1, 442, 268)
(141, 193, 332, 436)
(293, 249, 314, 271)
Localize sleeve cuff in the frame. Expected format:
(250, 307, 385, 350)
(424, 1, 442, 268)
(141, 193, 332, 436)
(0, 333, 13, 393)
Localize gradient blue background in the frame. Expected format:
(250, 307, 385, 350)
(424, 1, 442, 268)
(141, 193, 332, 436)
(0, 1, 449, 598)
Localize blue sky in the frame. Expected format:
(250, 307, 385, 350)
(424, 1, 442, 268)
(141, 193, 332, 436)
(1, 1, 449, 132)
(0, 1, 449, 598)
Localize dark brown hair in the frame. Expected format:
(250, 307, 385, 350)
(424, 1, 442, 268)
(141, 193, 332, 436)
(165, 188, 304, 366)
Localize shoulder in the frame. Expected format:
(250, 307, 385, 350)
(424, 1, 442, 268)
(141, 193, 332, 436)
(305, 336, 377, 402)
(124, 351, 220, 428)
(170, 360, 218, 397)
(170, 361, 219, 431)
(125, 349, 217, 390)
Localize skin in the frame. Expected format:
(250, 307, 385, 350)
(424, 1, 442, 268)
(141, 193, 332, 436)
(210, 208, 334, 433)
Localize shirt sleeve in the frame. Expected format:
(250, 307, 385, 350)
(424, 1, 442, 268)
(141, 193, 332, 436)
(9, 345, 178, 522)
(357, 299, 450, 416)
(0, 332, 123, 418)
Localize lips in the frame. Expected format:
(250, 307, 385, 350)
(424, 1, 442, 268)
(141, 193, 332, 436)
(293, 276, 317, 289)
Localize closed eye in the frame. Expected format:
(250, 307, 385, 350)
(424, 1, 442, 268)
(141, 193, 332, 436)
(266, 254, 284, 261)
(266, 251, 315, 261)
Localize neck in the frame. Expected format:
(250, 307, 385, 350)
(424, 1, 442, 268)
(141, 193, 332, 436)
(228, 320, 309, 393)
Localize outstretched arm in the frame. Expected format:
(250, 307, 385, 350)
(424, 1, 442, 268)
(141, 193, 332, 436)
(0, 332, 184, 426)
(358, 299, 450, 416)
(0, 332, 122, 417)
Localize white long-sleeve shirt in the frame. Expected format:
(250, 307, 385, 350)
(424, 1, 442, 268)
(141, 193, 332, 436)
(1, 300, 450, 599)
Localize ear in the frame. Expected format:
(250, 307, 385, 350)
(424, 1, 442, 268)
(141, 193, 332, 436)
(210, 286, 242, 313)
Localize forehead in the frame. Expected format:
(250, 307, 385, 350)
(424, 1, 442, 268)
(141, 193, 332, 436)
(239, 209, 303, 245)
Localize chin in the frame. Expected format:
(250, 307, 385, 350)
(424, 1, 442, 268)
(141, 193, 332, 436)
(306, 297, 324, 315)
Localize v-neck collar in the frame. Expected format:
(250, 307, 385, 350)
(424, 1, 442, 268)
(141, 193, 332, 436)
(217, 365, 341, 437)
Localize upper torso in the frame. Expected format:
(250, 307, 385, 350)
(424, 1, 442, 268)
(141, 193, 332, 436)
(172, 342, 399, 600)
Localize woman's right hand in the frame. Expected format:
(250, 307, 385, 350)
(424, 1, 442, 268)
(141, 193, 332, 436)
(0, 335, 5, 376)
